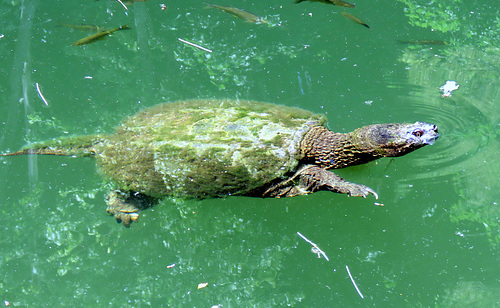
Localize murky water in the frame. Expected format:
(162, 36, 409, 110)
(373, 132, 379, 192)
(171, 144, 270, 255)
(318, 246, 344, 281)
(1, 0, 498, 306)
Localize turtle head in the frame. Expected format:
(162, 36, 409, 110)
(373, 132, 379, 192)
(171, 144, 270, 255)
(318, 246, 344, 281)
(355, 122, 439, 157)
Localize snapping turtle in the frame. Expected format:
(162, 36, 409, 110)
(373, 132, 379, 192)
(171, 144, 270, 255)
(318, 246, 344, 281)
(1, 99, 439, 226)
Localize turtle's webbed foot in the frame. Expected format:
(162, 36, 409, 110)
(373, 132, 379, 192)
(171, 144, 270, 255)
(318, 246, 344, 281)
(294, 165, 379, 199)
(111, 210, 139, 228)
(106, 190, 140, 227)
(106, 190, 158, 227)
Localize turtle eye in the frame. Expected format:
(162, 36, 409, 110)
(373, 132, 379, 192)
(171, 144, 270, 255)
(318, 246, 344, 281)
(412, 129, 424, 137)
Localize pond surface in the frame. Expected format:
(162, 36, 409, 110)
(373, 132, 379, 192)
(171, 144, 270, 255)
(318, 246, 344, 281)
(0, 0, 499, 306)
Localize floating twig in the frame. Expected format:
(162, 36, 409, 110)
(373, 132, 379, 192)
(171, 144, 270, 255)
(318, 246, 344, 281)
(35, 83, 49, 106)
(345, 265, 364, 299)
(116, 0, 128, 10)
(296, 232, 329, 261)
(178, 38, 212, 53)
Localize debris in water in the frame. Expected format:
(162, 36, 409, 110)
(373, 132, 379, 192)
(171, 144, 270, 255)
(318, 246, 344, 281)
(178, 38, 213, 53)
(116, 0, 128, 10)
(297, 231, 329, 261)
(346, 265, 364, 299)
(35, 83, 49, 106)
(439, 80, 459, 98)
(197, 282, 209, 289)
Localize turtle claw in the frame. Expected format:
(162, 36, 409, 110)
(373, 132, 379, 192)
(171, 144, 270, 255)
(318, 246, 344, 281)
(111, 211, 140, 228)
(362, 186, 378, 200)
(345, 184, 378, 200)
(105, 190, 157, 227)
(106, 190, 141, 227)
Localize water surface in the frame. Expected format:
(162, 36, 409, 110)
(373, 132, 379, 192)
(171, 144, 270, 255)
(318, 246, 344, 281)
(1, 0, 499, 306)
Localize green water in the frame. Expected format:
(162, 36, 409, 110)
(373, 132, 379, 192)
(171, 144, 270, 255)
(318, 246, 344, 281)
(1, 0, 499, 306)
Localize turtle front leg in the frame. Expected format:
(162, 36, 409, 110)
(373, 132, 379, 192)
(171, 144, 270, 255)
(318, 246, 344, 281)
(106, 190, 158, 227)
(263, 165, 378, 199)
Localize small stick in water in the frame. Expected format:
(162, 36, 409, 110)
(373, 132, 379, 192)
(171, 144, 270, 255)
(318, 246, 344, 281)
(116, 0, 128, 10)
(35, 83, 49, 106)
(346, 265, 364, 298)
(178, 38, 213, 53)
(297, 232, 330, 261)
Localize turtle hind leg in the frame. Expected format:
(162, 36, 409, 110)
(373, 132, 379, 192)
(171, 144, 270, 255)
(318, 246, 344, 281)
(106, 190, 158, 227)
(263, 165, 378, 199)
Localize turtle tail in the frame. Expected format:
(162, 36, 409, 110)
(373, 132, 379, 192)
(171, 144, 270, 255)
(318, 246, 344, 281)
(1, 134, 106, 158)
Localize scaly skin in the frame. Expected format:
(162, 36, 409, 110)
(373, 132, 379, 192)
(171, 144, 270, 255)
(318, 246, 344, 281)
(261, 122, 439, 199)
(301, 123, 439, 169)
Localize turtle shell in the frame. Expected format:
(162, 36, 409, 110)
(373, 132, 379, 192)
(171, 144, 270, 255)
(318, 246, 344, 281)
(96, 99, 326, 198)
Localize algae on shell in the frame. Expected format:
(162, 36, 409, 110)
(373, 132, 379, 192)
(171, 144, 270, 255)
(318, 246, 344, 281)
(96, 99, 326, 198)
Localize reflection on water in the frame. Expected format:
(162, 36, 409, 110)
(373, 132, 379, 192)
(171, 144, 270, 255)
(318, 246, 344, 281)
(440, 281, 500, 307)
(394, 95, 493, 174)
(394, 45, 500, 251)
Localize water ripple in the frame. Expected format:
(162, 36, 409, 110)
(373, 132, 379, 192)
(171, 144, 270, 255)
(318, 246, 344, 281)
(392, 90, 496, 182)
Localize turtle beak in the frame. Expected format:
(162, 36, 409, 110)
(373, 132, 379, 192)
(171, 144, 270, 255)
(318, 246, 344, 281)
(385, 122, 440, 156)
